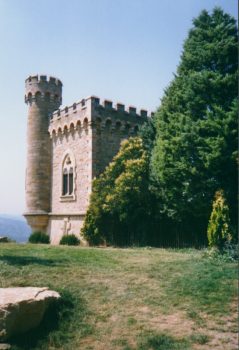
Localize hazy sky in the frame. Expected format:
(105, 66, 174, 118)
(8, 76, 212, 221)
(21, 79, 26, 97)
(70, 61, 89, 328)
(0, 0, 237, 215)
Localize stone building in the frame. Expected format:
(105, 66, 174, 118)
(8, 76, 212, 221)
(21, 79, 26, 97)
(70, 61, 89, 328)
(24, 75, 149, 244)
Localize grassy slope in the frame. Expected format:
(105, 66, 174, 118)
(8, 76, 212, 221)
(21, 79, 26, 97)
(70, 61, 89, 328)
(0, 244, 237, 350)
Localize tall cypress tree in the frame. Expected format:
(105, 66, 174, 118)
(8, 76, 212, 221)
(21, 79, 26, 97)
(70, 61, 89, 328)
(151, 8, 238, 241)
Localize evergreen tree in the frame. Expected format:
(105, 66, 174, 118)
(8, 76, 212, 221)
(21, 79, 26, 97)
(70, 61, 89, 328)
(138, 117, 156, 154)
(207, 190, 232, 248)
(151, 8, 238, 241)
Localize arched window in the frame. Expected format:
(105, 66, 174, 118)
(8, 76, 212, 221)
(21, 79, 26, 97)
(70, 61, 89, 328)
(45, 92, 50, 102)
(62, 155, 74, 196)
(35, 91, 41, 102)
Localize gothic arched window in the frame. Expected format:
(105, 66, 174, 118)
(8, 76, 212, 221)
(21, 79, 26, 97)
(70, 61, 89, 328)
(62, 155, 74, 197)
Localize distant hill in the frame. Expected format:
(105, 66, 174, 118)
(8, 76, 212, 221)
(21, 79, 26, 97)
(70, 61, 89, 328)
(0, 214, 31, 243)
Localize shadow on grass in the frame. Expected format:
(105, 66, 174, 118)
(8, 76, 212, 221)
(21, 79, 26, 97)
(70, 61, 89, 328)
(0, 255, 65, 267)
(10, 290, 86, 350)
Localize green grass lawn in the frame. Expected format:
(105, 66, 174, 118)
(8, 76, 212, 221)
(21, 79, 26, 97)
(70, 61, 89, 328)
(0, 244, 237, 350)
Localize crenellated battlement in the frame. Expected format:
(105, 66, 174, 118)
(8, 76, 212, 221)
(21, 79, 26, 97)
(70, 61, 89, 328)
(51, 97, 88, 119)
(25, 75, 62, 86)
(50, 96, 150, 119)
(25, 74, 62, 106)
(49, 95, 152, 137)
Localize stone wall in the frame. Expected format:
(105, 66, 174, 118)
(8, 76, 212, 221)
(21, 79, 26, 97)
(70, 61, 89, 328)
(48, 101, 92, 243)
(47, 96, 148, 244)
(48, 215, 86, 245)
(50, 124, 92, 214)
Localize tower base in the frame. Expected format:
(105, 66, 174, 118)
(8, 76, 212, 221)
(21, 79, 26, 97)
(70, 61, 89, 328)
(24, 213, 49, 233)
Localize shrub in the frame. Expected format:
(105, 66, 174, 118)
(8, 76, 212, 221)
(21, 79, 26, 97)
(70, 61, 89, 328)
(28, 231, 50, 244)
(222, 242, 239, 261)
(202, 244, 239, 262)
(0, 236, 11, 243)
(207, 190, 232, 249)
(60, 234, 80, 246)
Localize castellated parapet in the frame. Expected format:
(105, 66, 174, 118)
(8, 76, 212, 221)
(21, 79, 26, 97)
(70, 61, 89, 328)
(25, 75, 62, 105)
(24, 75, 150, 244)
(49, 96, 149, 136)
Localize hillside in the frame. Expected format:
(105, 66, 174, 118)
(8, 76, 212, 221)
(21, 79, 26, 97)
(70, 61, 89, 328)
(0, 215, 31, 243)
(0, 244, 237, 350)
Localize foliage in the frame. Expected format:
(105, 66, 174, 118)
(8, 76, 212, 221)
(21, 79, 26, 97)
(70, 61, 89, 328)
(222, 242, 239, 261)
(0, 236, 11, 243)
(207, 190, 232, 248)
(82, 137, 153, 246)
(202, 244, 239, 263)
(151, 8, 238, 241)
(138, 117, 156, 154)
(59, 234, 80, 246)
(28, 231, 50, 244)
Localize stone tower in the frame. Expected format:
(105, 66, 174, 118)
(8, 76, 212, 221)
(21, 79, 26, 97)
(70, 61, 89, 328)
(24, 75, 62, 232)
(24, 74, 149, 243)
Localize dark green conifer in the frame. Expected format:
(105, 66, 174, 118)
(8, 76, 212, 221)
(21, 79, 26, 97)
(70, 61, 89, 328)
(151, 8, 238, 239)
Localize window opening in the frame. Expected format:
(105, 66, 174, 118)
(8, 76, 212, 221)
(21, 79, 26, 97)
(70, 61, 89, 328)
(62, 155, 74, 196)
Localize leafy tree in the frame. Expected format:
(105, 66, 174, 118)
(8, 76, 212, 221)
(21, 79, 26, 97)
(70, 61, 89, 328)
(82, 137, 153, 246)
(151, 8, 238, 241)
(207, 190, 232, 248)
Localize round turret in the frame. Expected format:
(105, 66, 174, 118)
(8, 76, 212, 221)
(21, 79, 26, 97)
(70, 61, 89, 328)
(24, 75, 63, 233)
(25, 75, 62, 108)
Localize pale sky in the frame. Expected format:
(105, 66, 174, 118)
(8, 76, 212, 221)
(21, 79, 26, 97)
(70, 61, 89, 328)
(0, 0, 237, 215)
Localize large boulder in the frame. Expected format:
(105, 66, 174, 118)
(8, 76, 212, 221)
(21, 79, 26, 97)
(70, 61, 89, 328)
(0, 287, 60, 340)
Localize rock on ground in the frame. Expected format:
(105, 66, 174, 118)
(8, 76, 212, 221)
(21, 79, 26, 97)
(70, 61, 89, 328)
(0, 287, 60, 341)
